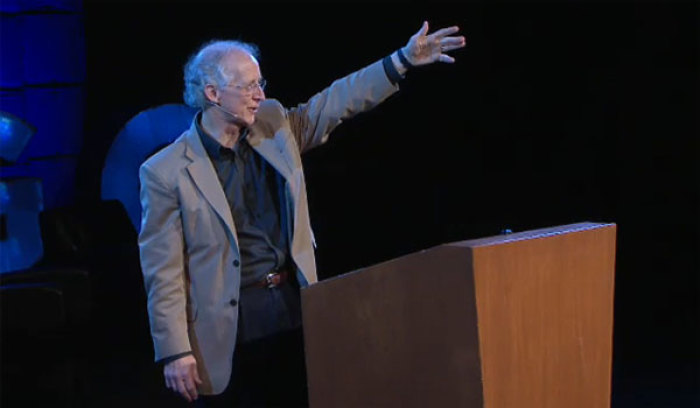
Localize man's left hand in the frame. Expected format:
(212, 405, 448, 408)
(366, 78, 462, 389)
(403, 21, 467, 66)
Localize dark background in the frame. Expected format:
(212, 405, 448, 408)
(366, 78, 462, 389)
(4, 1, 698, 407)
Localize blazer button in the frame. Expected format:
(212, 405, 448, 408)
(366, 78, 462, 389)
(233, 259, 240, 267)
(229, 299, 238, 307)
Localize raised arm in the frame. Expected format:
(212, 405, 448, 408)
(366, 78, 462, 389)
(287, 21, 467, 153)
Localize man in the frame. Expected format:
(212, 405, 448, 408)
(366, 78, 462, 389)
(138, 21, 466, 406)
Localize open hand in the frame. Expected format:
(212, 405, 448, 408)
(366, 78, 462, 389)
(402, 21, 466, 66)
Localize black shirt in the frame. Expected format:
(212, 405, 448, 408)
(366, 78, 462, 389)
(196, 115, 290, 288)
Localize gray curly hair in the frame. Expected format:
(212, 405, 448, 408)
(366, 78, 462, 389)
(183, 40, 260, 110)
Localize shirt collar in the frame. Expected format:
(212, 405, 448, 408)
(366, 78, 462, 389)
(195, 111, 250, 160)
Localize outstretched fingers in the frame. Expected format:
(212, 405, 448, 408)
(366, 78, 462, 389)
(415, 20, 430, 37)
(439, 36, 467, 52)
(431, 25, 461, 39)
(438, 54, 456, 64)
(404, 21, 467, 65)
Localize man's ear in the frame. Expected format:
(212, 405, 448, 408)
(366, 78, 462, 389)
(204, 84, 219, 104)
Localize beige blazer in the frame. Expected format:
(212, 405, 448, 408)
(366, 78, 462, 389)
(138, 58, 399, 394)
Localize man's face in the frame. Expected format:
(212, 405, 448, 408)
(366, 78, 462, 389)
(217, 51, 265, 126)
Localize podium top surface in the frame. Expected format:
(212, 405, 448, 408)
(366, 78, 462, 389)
(450, 222, 615, 248)
(309, 222, 616, 288)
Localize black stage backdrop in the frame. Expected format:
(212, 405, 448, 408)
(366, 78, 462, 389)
(79, 2, 697, 406)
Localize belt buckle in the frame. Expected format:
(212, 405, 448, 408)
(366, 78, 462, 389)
(265, 272, 280, 289)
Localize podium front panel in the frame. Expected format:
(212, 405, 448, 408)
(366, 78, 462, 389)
(302, 245, 483, 408)
(302, 222, 616, 408)
(456, 222, 617, 408)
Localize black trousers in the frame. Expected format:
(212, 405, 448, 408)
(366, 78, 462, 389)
(195, 328, 309, 408)
(195, 282, 308, 408)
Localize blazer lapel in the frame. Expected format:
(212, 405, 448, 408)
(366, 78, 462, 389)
(183, 127, 237, 243)
(246, 127, 296, 181)
(247, 126, 318, 284)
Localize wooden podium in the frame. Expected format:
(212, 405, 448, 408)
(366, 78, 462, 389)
(301, 222, 616, 408)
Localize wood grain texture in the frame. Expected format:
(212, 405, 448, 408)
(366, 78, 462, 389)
(302, 245, 483, 408)
(302, 223, 616, 408)
(466, 223, 616, 408)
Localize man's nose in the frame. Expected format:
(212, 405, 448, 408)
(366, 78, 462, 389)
(254, 88, 265, 101)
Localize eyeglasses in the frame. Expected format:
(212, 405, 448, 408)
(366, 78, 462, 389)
(227, 78, 267, 94)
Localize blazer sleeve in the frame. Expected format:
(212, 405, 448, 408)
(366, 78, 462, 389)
(287, 58, 400, 153)
(138, 162, 191, 361)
